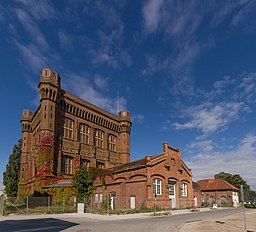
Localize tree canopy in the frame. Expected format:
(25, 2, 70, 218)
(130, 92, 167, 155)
(72, 166, 113, 203)
(214, 172, 255, 202)
(72, 166, 95, 202)
(3, 139, 22, 197)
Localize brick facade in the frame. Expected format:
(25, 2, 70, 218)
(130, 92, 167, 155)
(19, 68, 131, 195)
(93, 142, 193, 209)
(18, 67, 193, 209)
(195, 178, 240, 207)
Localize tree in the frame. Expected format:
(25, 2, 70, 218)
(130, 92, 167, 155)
(214, 172, 254, 202)
(3, 139, 22, 197)
(72, 166, 95, 203)
(72, 167, 113, 203)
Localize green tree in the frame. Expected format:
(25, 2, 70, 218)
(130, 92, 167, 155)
(214, 172, 253, 202)
(3, 139, 22, 197)
(72, 166, 95, 203)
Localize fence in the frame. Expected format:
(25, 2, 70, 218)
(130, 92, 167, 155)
(0, 196, 196, 216)
(1, 196, 76, 216)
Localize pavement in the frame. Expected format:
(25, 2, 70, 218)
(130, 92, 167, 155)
(0, 207, 215, 221)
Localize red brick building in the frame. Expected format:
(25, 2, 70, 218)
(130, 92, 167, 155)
(195, 178, 239, 207)
(19, 68, 131, 196)
(18, 67, 194, 209)
(94, 142, 193, 209)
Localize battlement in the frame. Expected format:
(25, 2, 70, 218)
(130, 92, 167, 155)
(21, 110, 34, 121)
(119, 110, 131, 122)
(40, 68, 60, 88)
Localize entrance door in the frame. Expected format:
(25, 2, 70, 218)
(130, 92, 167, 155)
(168, 180, 177, 208)
(130, 196, 136, 209)
(110, 192, 116, 210)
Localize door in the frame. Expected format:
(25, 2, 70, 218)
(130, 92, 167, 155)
(110, 192, 116, 210)
(168, 180, 177, 208)
(130, 196, 136, 209)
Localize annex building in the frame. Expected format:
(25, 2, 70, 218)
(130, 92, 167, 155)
(19, 68, 194, 209)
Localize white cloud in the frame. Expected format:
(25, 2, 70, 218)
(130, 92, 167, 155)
(58, 30, 73, 51)
(143, 0, 164, 32)
(15, 8, 49, 49)
(15, 41, 47, 70)
(16, 0, 56, 21)
(235, 73, 256, 103)
(93, 75, 109, 90)
(132, 114, 145, 124)
(185, 134, 256, 190)
(187, 140, 214, 153)
(173, 102, 245, 134)
(231, 1, 256, 27)
(64, 73, 127, 114)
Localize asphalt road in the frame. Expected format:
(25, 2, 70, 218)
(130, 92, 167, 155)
(0, 208, 245, 232)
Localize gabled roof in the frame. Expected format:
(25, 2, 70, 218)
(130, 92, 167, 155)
(196, 178, 239, 191)
(109, 158, 147, 173)
(109, 153, 166, 173)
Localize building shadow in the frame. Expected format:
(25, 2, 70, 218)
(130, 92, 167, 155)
(0, 217, 78, 232)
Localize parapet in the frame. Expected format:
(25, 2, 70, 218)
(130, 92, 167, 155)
(40, 68, 60, 88)
(118, 110, 131, 122)
(21, 110, 34, 121)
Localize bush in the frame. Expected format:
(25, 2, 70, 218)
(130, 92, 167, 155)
(245, 203, 256, 208)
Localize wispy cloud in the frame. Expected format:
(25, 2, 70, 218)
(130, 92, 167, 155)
(142, 1, 256, 97)
(132, 114, 145, 124)
(64, 72, 126, 114)
(173, 101, 246, 134)
(14, 41, 47, 70)
(15, 8, 49, 49)
(186, 134, 256, 190)
(187, 140, 214, 153)
(83, 1, 131, 69)
(142, 0, 164, 33)
(169, 72, 255, 136)
(58, 30, 73, 51)
(16, 0, 56, 21)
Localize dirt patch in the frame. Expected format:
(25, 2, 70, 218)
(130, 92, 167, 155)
(178, 211, 256, 232)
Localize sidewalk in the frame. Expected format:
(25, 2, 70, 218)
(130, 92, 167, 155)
(0, 207, 213, 221)
(178, 209, 256, 232)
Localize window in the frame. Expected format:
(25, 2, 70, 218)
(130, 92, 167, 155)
(79, 124, 90, 144)
(80, 159, 90, 171)
(63, 118, 73, 139)
(95, 130, 104, 148)
(96, 161, 105, 169)
(108, 134, 117, 151)
(181, 183, 188, 197)
(153, 178, 162, 195)
(94, 193, 103, 203)
(61, 156, 74, 174)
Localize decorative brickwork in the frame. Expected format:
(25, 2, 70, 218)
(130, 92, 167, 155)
(19, 68, 132, 196)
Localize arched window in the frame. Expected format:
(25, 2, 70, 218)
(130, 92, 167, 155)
(181, 183, 188, 197)
(153, 178, 162, 195)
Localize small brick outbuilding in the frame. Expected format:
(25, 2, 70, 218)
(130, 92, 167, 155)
(195, 178, 239, 207)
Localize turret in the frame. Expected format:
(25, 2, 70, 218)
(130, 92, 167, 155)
(118, 110, 132, 163)
(38, 68, 60, 132)
(37, 68, 61, 175)
(20, 110, 34, 184)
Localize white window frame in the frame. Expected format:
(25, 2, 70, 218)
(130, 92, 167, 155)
(181, 183, 188, 197)
(153, 178, 162, 195)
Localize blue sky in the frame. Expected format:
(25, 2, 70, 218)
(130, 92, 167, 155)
(0, 0, 256, 191)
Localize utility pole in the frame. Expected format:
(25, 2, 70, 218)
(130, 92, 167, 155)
(240, 185, 247, 231)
